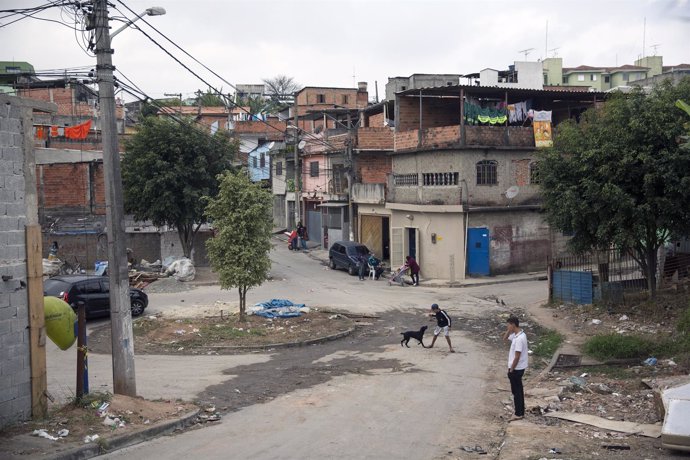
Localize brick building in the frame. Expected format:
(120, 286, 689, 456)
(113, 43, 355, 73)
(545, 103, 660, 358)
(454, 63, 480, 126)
(387, 85, 603, 280)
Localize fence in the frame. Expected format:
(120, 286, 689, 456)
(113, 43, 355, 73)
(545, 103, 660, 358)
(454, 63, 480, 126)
(548, 247, 690, 305)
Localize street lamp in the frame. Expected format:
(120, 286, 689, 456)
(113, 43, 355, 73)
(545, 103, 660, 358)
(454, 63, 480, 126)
(110, 6, 166, 39)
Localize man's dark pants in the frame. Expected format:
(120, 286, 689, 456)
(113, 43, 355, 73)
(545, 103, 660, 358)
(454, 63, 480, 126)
(508, 369, 525, 417)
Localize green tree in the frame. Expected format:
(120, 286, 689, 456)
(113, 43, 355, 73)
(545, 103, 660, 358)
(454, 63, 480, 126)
(205, 171, 273, 322)
(539, 78, 690, 298)
(122, 117, 237, 258)
(196, 88, 226, 107)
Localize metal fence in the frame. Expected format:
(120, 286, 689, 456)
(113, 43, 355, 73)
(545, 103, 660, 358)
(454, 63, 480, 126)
(548, 247, 690, 305)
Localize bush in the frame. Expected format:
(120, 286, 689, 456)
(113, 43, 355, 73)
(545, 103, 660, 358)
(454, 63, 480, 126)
(677, 307, 690, 335)
(583, 334, 655, 361)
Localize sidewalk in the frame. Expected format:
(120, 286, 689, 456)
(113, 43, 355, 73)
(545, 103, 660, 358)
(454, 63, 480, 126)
(301, 242, 547, 288)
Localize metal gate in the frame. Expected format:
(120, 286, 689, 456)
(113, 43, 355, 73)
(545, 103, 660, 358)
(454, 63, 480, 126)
(467, 227, 490, 276)
(360, 215, 382, 258)
(307, 210, 321, 245)
(552, 270, 593, 304)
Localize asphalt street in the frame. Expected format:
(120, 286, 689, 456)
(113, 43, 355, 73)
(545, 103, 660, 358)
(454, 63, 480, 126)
(47, 242, 548, 459)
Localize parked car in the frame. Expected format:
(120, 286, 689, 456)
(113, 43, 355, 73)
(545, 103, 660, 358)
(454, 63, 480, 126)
(43, 275, 148, 319)
(328, 241, 370, 276)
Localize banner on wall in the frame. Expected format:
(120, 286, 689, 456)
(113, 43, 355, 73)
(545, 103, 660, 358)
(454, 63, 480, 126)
(533, 110, 553, 148)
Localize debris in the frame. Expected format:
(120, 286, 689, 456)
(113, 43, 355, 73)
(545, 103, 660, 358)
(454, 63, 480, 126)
(249, 299, 308, 318)
(544, 412, 661, 438)
(602, 445, 631, 450)
(84, 434, 100, 443)
(619, 315, 629, 321)
(57, 429, 69, 437)
(205, 406, 216, 413)
(592, 383, 613, 395)
(32, 429, 59, 441)
(591, 319, 602, 325)
(643, 357, 658, 366)
(568, 376, 587, 389)
(662, 399, 690, 452)
(234, 388, 241, 393)
(95, 402, 110, 416)
(102, 416, 119, 427)
(460, 445, 487, 454)
(548, 447, 562, 454)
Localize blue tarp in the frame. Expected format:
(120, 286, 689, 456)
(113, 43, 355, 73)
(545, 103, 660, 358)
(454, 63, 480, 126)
(252, 299, 306, 318)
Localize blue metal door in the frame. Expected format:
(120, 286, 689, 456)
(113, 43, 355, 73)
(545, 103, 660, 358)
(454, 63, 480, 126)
(467, 227, 490, 276)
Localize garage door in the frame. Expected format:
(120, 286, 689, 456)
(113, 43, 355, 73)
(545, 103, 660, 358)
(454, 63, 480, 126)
(360, 215, 382, 257)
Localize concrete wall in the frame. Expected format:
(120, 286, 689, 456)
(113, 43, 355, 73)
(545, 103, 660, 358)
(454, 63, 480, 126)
(468, 209, 550, 274)
(385, 74, 460, 101)
(0, 95, 44, 428)
(388, 207, 466, 281)
(390, 148, 541, 207)
(543, 58, 563, 86)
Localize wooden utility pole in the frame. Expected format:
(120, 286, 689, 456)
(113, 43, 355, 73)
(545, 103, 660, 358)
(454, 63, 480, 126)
(93, 0, 137, 396)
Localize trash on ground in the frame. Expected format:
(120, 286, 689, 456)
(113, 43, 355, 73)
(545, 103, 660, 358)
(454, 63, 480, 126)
(84, 434, 100, 443)
(544, 412, 661, 438)
(643, 357, 658, 366)
(32, 429, 59, 441)
(250, 299, 309, 318)
(165, 257, 196, 282)
(460, 445, 487, 454)
(57, 429, 69, 437)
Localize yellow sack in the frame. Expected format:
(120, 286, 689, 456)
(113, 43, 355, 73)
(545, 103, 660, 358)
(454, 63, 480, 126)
(44, 296, 77, 350)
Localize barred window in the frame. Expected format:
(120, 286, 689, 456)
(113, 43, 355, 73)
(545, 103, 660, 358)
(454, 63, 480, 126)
(310, 161, 320, 177)
(476, 160, 497, 185)
(276, 161, 283, 176)
(529, 161, 540, 184)
(393, 174, 418, 186)
(422, 172, 459, 186)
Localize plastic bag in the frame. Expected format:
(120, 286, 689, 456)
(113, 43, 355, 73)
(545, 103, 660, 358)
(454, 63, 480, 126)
(165, 257, 196, 282)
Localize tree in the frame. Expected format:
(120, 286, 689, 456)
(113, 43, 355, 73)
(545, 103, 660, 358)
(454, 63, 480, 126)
(196, 88, 226, 107)
(539, 78, 690, 298)
(122, 117, 237, 258)
(263, 75, 301, 102)
(205, 171, 273, 322)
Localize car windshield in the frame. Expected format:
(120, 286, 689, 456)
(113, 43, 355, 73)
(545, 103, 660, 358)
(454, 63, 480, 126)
(43, 279, 72, 296)
(348, 245, 369, 257)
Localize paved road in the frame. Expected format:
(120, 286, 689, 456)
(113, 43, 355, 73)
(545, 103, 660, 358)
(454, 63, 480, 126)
(48, 242, 548, 459)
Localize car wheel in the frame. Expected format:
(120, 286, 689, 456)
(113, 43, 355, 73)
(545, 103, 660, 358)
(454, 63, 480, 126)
(329, 258, 336, 270)
(130, 299, 145, 317)
(348, 264, 357, 276)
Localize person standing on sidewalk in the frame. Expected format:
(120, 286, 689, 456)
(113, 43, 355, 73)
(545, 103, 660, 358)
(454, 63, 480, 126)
(297, 221, 308, 250)
(503, 316, 528, 421)
(428, 303, 454, 352)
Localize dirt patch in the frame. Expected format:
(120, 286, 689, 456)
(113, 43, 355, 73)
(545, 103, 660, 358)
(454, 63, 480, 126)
(0, 394, 196, 459)
(88, 310, 355, 355)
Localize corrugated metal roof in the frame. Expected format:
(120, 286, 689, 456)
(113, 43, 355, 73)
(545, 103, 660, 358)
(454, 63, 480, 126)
(396, 84, 607, 99)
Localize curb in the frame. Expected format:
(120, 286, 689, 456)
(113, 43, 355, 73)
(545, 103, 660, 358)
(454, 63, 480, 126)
(195, 323, 356, 352)
(47, 409, 200, 460)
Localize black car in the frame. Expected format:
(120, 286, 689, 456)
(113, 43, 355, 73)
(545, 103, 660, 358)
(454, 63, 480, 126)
(44, 275, 148, 319)
(328, 241, 370, 276)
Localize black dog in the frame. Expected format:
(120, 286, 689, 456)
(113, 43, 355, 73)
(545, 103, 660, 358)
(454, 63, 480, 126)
(400, 325, 428, 348)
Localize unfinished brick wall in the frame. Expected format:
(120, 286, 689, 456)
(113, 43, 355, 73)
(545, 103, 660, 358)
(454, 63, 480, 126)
(357, 153, 391, 184)
(357, 127, 393, 150)
(397, 96, 460, 132)
(37, 162, 105, 215)
(19, 87, 91, 117)
(421, 125, 460, 149)
(366, 112, 385, 127)
(511, 158, 531, 186)
(394, 129, 419, 151)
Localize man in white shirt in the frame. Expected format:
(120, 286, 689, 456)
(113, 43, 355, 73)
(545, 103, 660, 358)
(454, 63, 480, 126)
(503, 316, 528, 421)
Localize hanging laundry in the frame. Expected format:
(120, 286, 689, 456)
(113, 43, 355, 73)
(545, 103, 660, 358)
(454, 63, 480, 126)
(35, 126, 46, 139)
(50, 125, 59, 137)
(64, 120, 92, 140)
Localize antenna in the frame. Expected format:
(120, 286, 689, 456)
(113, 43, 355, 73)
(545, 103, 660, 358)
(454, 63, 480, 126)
(545, 20, 548, 59)
(642, 17, 646, 58)
(518, 48, 536, 60)
(505, 186, 520, 202)
(650, 43, 661, 55)
(352, 66, 356, 88)
(548, 47, 560, 58)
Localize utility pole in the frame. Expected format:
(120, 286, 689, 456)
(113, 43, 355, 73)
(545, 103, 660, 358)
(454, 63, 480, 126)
(346, 112, 354, 241)
(293, 95, 300, 226)
(93, 0, 136, 396)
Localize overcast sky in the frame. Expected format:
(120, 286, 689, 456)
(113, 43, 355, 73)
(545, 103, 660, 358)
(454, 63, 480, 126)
(2, 0, 689, 102)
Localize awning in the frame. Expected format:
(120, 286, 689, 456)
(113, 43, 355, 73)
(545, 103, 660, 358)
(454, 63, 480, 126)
(317, 202, 348, 208)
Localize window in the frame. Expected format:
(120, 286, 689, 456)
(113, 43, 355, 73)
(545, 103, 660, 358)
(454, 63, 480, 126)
(316, 94, 325, 103)
(422, 172, 459, 186)
(623, 72, 629, 82)
(476, 160, 498, 185)
(276, 161, 283, 176)
(310, 161, 319, 177)
(543, 74, 548, 85)
(252, 156, 258, 168)
(562, 76, 567, 84)
(260, 153, 265, 168)
(590, 74, 597, 81)
(401, 86, 407, 91)
(393, 174, 418, 186)
(79, 280, 102, 294)
(604, 75, 610, 83)
(529, 161, 540, 184)
(577, 74, 585, 82)
(341, 95, 349, 105)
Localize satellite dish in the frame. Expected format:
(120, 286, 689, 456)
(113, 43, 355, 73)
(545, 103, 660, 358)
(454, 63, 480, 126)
(297, 140, 306, 150)
(506, 185, 520, 199)
(267, 142, 275, 149)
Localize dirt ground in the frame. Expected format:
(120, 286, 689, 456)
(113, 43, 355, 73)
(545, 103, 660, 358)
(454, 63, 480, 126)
(0, 394, 197, 459)
(88, 310, 356, 355)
